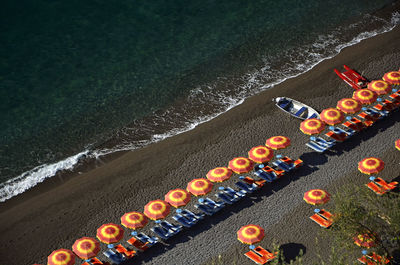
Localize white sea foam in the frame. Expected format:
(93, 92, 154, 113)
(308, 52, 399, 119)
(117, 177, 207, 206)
(1, 11, 399, 203)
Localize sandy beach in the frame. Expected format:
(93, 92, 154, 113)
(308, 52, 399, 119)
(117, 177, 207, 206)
(0, 23, 399, 265)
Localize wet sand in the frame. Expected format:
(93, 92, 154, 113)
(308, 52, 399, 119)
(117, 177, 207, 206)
(0, 24, 399, 265)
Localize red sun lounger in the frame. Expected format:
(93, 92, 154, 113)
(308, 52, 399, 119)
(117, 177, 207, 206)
(243, 176, 267, 187)
(115, 244, 136, 259)
(325, 130, 347, 142)
(127, 237, 149, 251)
(82, 258, 110, 265)
(357, 112, 379, 126)
(357, 252, 390, 264)
(280, 156, 304, 168)
(334, 65, 368, 90)
(245, 246, 277, 264)
(366, 177, 398, 195)
(389, 91, 400, 101)
(261, 165, 285, 178)
(310, 209, 333, 228)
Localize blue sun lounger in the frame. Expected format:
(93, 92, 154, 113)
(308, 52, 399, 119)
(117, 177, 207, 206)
(181, 209, 204, 220)
(159, 220, 182, 233)
(235, 181, 259, 193)
(216, 191, 240, 204)
(254, 169, 277, 182)
(272, 159, 294, 172)
(135, 232, 158, 247)
(151, 226, 175, 240)
(223, 186, 246, 198)
(103, 249, 125, 264)
(173, 214, 197, 228)
(194, 198, 224, 216)
(331, 126, 355, 137)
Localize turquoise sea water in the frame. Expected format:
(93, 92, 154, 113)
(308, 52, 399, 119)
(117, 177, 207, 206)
(0, 0, 398, 201)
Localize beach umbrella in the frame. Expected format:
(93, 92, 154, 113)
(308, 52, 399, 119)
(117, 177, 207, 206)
(320, 108, 344, 125)
(383, 71, 400, 85)
(47, 249, 75, 265)
(121, 211, 148, 230)
(206, 167, 233, 182)
(228, 157, 254, 174)
(187, 178, 213, 196)
(358, 157, 384, 175)
(300, 118, 325, 135)
(353, 89, 378, 105)
(303, 189, 330, 205)
(367, 80, 392, 95)
(144, 199, 171, 220)
(336, 98, 362, 114)
(96, 223, 124, 245)
(354, 233, 378, 248)
(265, 136, 291, 150)
(165, 188, 191, 208)
(72, 237, 100, 260)
(248, 146, 274, 163)
(237, 224, 265, 245)
(396, 139, 400, 151)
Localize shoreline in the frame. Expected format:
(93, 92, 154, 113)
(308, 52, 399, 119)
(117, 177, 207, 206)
(1, 22, 400, 265)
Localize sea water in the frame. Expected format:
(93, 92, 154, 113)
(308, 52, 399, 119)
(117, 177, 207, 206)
(0, 0, 399, 202)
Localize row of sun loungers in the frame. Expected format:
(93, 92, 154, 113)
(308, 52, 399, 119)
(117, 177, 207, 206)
(306, 90, 400, 153)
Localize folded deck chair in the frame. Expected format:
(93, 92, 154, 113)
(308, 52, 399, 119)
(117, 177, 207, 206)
(173, 214, 196, 228)
(151, 226, 174, 240)
(357, 252, 390, 264)
(309, 209, 333, 228)
(181, 209, 205, 220)
(115, 244, 136, 259)
(103, 249, 126, 265)
(82, 257, 110, 265)
(235, 181, 259, 193)
(160, 220, 182, 233)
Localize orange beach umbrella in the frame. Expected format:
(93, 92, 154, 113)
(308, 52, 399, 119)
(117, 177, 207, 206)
(248, 146, 274, 163)
(206, 167, 233, 182)
(187, 178, 213, 196)
(353, 89, 378, 105)
(96, 223, 124, 245)
(320, 108, 344, 125)
(144, 199, 171, 220)
(47, 249, 75, 265)
(383, 71, 400, 85)
(358, 157, 384, 175)
(265, 136, 291, 150)
(336, 98, 361, 114)
(396, 139, 400, 151)
(303, 189, 330, 205)
(121, 211, 148, 230)
(300, 118, 325, 135)
(165, 188, 191, 208)
(72, 237, 100, 260)
(367, 80, 392, 95)
(237, 224, 265, 245)
(354, 233, 378, 248)
(228, 157, 254, 174)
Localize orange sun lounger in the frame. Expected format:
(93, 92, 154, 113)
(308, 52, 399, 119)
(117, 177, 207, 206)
(245, 246, 277, 264)
(366, 177, 398, 195)
(357, 252, 390, 264)
(115, 244, 136, 258)
(309, 209, 333, 228)
(243, 176, 266, 187)
(357, 112, 379, 126)
(325, 131, 347, 142)
(127, 236, 149, 251)
(261, 165, 285, 178)
(280, 156, 304, 168)
(82, 257, 110, 265)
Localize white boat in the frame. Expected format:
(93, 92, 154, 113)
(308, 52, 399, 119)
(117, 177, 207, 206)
(273, 97, 320, 120)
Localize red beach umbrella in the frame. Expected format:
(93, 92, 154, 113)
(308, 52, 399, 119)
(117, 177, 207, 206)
(206, 167, 233, 182)
(228, 157, 254, 174)
(367, 80, 392, 95)
(47, 249, 75, 265)
(354, 233, 378, 248)
(353, 89, 378, 105)
(303, 189, 330, 205)
(300, 118, 325, 135)
(121, 211, 148, 230)
(165, 188, 191, 208)
(396, 139, 400, 151)
(336, 98, 362, 114)
(72, 237, 100, 260)
(187, 178, 213, 196)
(383, 71, 400, 85)
(96, 223, 124, 245)
(144, 199, 171, 220)
(265, 136, 291, 150)
(358, 157, 384, 175)
(248, 146, 274, 163)
(320, 108, 344, 125)
(237, 224, 265, 245)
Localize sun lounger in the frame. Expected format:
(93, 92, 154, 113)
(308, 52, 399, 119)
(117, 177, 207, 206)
(373, 99, 398, 112)
(103, 249, 126, 265)
(367, 106, 388, 118)
(195, 198, 224, 215)
(160, 220, 182, 233)
(389, 91, 400, 101)
(311, 136, 336, 147)
(254, 169, 277, 182)
(235, 181, 259, 193)
(82, 257, 110, 265)
(306, 140, 329, 153)
(342, 117, 365, 132)
(242, 176, 266, 187)
(203, 197, 225, 209)
(194, 203, 215, 216)
(366, 177, 398, 195)
(173, 214, 197, 228)
(325, 130, 347, 142)
(245, 246, 277, 264)
(309, 209, 333, 228)
(151, 225, 175, 240)
(222, 186, 246, 198)
(127, 236, 150, 251)
(181, 209, 205, 220)
(115, 244, 136, 259)
(330, 126, 355, 137)
(272, 156, 303, 172)
(216, 191, 240, 204)
(357, 252, 390, 264)
(260, 165, 285, 178)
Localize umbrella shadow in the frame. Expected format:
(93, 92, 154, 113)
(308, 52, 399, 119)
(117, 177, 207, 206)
(279, 242, 307, 263)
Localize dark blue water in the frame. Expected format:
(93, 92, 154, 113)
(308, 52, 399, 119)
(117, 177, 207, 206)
(0, 0, 398, 201)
